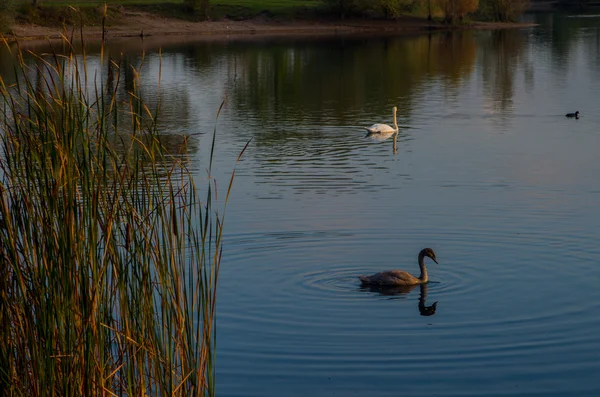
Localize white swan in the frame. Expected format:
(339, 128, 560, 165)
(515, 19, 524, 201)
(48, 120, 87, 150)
(365, 107, 398, 134)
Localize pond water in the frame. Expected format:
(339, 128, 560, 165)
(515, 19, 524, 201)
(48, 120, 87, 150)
(2, 12, 600, 397)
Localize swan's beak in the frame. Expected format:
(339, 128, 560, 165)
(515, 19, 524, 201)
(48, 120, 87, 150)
(431, 256, 438, 264)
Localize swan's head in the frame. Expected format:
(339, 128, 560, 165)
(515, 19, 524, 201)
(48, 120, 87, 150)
(576, 111, 580, 116)
(420, 248, 438, 264)
(393, 106, 397, 113)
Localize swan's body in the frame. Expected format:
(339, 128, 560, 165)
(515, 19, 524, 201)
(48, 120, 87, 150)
(365, 107, 398, 134)
(359, 248, 438, 286)
(365, 130, 396, 142)
(566, 111, 579, 118)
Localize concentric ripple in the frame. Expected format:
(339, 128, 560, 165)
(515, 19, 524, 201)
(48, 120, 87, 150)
(216, 219, 600, 397)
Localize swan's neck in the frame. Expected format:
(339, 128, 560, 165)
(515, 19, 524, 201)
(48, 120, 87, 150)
(418, 252, 428, 282)
(393, 109, 398, 131)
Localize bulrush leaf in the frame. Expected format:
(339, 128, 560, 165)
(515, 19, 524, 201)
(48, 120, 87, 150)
(0, 35, 246, 397)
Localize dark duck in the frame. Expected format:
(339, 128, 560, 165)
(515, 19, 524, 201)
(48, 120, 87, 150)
(565, 111, 579, 119)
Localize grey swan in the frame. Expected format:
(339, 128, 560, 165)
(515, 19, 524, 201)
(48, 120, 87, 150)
(565, 111, 579, 118)
(359, 248, 438, 286)
(365, 106, 398, 134)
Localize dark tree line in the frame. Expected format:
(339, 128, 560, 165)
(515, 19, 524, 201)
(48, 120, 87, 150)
(323, 0, 531, 22)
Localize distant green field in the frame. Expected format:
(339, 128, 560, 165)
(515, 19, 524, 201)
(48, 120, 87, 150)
(15, 0, 325, 24)
(37, 0, 322, 10)
(214, 0, 323, 16)
(31, 0, 180, 5)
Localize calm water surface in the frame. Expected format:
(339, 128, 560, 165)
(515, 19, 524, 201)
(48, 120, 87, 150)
(2, 12, 600, 396)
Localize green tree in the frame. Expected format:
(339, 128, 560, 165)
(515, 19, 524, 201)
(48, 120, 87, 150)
(323, 0, 359, 18)
(377, 0, 417, 18)
(185, 0, 210, 19)
(437, 0, 479, 23)
(0, 0, 14, 32)
(481, 0, 529, 22)
(323, 0, 417, 18)
(428, 0, 433, 20)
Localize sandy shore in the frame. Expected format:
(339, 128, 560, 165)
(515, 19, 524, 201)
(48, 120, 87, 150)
(6, 10, 537, 42)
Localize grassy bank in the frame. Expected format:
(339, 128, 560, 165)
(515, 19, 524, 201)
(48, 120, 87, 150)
(1, 0, 535, 36)
(11, 0, 324, 28)
(0, 35, 245, 395)
(4, 0, 442, 32)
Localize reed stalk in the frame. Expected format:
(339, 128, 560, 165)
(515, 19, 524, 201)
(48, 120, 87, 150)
(0, 35, 245, 396)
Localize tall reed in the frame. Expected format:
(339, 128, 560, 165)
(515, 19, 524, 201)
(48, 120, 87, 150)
(0, 36, 245, 396)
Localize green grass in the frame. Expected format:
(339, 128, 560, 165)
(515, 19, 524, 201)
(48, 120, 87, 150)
(7, 0, 520, 28)
(15, 2, 121, 26)
(35, 0, 319, 8)
(215, 0, 320, 12)
(0, 34, 247, 396)
(12, 0, 324, 26)
(39, 0, 182, 6)
(211, 0, 322, 19)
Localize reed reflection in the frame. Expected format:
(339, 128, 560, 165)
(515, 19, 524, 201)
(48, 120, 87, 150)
(360, 284, 438, 316)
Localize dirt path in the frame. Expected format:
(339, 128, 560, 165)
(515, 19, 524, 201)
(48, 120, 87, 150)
(7, 11, 536, 42)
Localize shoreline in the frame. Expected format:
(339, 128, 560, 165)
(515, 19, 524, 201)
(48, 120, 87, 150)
(5, 12, 537, 43)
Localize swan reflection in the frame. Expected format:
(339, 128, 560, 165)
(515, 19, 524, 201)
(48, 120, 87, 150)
(418, 284, 438, 316)
(364, 130, 396, 142)
(360, 283, 438, 316)
(365, 130, 399, 154)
